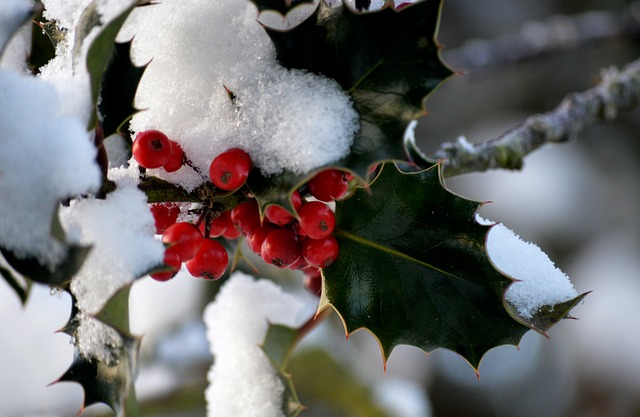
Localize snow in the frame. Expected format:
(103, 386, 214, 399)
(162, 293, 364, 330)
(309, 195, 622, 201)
(119, 0, 358, 189)
(203, 272, 307, 417)
(483, 218, 578, 319)
(0, 69, 101, 268)
(60, 177, 164, 362)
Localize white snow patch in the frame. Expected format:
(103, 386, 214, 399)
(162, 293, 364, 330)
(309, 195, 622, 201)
(484, 218, 578, 319)
(62, 182, 163, 313)
(60, 179, 164, 362)
(121, 0, 358, 187)
(0, 69, 101, 268)
(204, 272, 306, 417)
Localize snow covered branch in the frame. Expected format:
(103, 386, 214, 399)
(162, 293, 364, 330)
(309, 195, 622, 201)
(444, 2, 640, 71)
(435, 57, 640, 177)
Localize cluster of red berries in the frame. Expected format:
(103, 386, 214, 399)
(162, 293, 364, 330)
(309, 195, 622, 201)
(133, 130, 349, 295)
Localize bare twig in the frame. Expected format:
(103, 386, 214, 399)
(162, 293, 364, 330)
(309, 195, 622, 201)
(434, 57, 640, 177)
(444, 2, 640, 71)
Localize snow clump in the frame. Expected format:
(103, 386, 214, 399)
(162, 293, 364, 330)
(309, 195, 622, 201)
(483, 218, 579, 319)
(0, 69, 101, 268)
(204, 272, 307, 417)
(121, 0, 359, 190)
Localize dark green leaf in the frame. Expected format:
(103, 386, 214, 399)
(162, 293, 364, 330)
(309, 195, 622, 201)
(250, 0, 315, 14)
(56, 284, 141, 416)
(29, 6, 60, 73)
(98, 40, 148, 140)
(261, 324, 304, 417)
(85, 0, 139, 130)
(0, 244, 91, 288)
(321, 163, 580, 368)
(0, 265, 32, 305)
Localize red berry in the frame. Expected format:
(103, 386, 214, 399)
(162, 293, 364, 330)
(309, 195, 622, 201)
(302, 235, 339, 268)
(288, 255, 309, 270)
(264, 191, 303, 226)
(132, 130, 172, 169)
(150, 203, 180, 234)
(304, 269, 322, 296)
(297, 201, 336, 239)
(209, 148, 252, 191)
(308, 169, 348, 202)
(185, 239, 228, 280)
(222, 224, 242, 240)
(261, 229, 301, 268)
(231, 200, 261, 234)
(162, 222, 203, 261)
(163, 140, 185, 173)
(150, 246, 182, 281)
(246, 222, 277, 255)
(212, 210, 233, 237)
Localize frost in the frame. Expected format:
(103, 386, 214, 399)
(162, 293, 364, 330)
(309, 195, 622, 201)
(203, 272, 305, 417)
(484, 218, 578, 319)
(121, 0, 359, 188)
(0, 69, 101, 268)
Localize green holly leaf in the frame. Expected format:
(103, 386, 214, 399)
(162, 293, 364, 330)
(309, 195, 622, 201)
(85, 0, 140, 130)
(56, 283, 141, 416)
(250, 0, 315, 14)
(98, 40, 148, 141)
(0, 265, 31, 305)
(320, 163, 582, 368)
(261, 324, 304, 417)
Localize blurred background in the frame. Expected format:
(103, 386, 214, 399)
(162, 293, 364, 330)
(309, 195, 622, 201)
(1, 0, 639, 416)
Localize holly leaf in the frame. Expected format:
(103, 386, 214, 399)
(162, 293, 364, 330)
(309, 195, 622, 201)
(0, 265, 31, 305)
(56, 283, 141, 416)
(260, 324, 304, 417)
(264, 0, 453, 178)
(320, 163, 581, 368)
(85, 0, 140, 130)
(98, 39, 148, 141)
(250, 0, 315, 14)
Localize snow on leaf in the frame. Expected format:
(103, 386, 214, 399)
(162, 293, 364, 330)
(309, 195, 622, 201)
(0, 68, 101, 282)
(204, 272, 306, 417)
(265, 0, 453, 178)
(321, 163, 582, 368)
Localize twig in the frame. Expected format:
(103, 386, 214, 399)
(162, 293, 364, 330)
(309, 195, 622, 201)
(434, 57, 640, 177)
(444, 2, 640, 71)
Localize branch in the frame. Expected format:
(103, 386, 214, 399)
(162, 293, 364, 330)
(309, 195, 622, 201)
(434, 57, 640, 177)
(444, 2, 640, 71)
